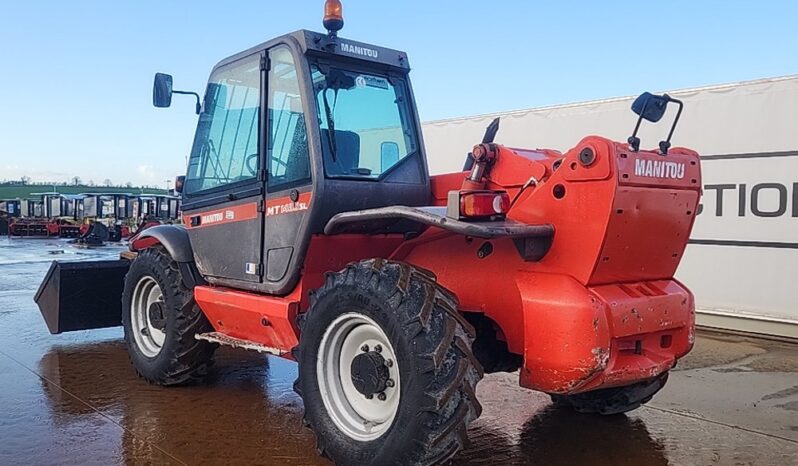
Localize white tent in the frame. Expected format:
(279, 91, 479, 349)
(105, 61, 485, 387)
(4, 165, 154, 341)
(422, 75, 798, 339)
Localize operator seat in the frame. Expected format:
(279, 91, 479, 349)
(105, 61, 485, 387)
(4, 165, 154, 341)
(320, 129, 360, 175)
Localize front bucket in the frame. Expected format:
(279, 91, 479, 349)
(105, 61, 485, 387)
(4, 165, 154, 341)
(34, 260, 130, 334)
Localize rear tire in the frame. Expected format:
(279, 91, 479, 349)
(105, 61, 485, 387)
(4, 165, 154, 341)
(122, 246, 216, 386)
(550, 372, 669, 415)
(294, 259, 483, 465)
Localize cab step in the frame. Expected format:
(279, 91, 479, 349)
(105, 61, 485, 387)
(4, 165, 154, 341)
(194, 332, 286, 356)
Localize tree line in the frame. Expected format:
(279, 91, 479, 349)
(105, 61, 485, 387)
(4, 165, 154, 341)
(0, 178, 162, 190)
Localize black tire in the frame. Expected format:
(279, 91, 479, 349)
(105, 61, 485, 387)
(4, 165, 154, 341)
(550, 372, 669, 415)
(294, 259, 484, 465)
(121, 246, 216, 386)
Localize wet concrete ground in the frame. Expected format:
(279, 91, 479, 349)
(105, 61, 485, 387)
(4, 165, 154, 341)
(0, 237, 796, 465)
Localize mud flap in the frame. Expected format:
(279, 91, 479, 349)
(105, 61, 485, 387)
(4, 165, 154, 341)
(34, 260, 130, 334)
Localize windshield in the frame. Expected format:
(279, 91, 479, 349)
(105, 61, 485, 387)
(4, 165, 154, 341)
(311, 64, 418, 178)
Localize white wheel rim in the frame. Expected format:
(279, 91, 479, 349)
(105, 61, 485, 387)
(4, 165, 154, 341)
(317, 313, 401, 441)
(130, 276, 166, 358)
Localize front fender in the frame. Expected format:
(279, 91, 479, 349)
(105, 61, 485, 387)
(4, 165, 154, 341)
(131, 225, 194, 263)
(130, 225, 205, 289)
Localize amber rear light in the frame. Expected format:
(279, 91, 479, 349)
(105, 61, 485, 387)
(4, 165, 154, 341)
(459, 191, 510, 218)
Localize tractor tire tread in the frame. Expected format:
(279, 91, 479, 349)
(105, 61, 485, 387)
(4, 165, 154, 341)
(294, 259, 483, 465)
(550, 372, 669, 415)
(122, 246, 216, 386)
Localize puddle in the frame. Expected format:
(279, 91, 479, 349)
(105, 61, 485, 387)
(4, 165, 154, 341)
(1, 237, 797, 465)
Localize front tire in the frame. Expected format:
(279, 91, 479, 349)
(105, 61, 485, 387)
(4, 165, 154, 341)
(550, 372, 669, 415)
(294, 259, 483, 465)
(122, 246, 216, 385)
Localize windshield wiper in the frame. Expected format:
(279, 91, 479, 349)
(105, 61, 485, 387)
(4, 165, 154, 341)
(205, 139, 228, 181)
(322, 88, 338, 162)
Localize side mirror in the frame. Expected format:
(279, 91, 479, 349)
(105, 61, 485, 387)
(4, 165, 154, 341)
(380, 141, 400, 171)
(174, 175, 185, 194)
(628, 92, 683, 154)
(153, 73, 173, 108)
(153, 73, 201, 114)
(631, 92, 667, 123)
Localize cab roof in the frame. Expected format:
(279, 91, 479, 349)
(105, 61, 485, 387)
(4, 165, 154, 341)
(214, 29, 411, 73)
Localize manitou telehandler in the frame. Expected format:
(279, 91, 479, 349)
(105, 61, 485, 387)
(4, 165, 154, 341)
(35, 2, 702, 464)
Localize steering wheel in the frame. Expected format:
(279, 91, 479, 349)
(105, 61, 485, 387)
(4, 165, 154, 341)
(245, 153, 259, 176)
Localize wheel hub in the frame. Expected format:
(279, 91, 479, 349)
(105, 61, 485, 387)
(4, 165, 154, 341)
(350, 351, 389, 397)
(130, 276, 166, 358)
(316, 313, 401, 441)
(148, 302, 166, 330)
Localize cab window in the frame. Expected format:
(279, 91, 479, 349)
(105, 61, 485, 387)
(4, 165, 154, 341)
(267, 46, 311, 191)
(185, 54, 261, 195)
(311, 65, 418, 179)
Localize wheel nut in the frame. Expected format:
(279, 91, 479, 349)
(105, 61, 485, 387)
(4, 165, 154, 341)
(385, 359, 393, 367)
(374, 344, 382, 353)
(377, 392, 387, 401)
(386, 379, 395, 388)
(365, 393, 374, 399)
(360, 344, 369, 352)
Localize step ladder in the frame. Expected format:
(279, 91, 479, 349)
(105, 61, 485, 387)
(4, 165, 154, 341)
(195, 332, 287, 357)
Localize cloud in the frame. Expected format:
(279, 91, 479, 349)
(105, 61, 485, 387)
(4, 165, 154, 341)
(136, 164, 158, 180)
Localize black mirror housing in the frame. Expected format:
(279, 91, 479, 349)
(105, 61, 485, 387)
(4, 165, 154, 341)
(174, 175, 185, 194)
(631, 92, 668, 123)
(153, 73, 174, 108)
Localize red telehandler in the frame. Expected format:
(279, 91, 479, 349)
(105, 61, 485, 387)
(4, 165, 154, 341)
(35, 2, 701, 464)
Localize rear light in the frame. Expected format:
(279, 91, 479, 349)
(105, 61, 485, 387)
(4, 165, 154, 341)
(462, 192, 510, 217)
(447, 190, 510, 219)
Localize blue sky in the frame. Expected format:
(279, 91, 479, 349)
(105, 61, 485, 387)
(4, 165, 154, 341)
(1, 1, 796, 187)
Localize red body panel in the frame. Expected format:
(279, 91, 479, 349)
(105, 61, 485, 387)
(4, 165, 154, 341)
(405, 138, 701, 393)
(195, 285, 301, 356)
(192, 234, 405, 357)
(155, 135, 701, 396)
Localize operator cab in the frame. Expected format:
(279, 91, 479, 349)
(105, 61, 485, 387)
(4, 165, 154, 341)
(153, 22, 429, 294)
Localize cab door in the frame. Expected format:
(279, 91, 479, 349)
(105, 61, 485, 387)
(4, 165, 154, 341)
(181, 52, 265, 284)
(262, 45, 314, 287)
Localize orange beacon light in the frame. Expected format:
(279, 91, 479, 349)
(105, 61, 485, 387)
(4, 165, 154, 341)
(323, 0, 344, 35)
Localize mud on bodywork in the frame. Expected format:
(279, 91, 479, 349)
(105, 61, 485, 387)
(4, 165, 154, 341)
(517, 274, 693, 395)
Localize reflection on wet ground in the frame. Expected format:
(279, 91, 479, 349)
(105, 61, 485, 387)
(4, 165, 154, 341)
(36, 342, 321, 465)
(1, 238, 797, 465)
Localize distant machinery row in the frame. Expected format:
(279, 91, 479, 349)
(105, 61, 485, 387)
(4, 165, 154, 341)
(0, 192, 180, 238)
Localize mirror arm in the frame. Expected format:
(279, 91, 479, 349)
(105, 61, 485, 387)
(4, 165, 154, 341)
(173, 90, 201, 114)
(628, 94, 684, 154)
(627, 103, 647, 152)
(659, 95, 683, 155)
